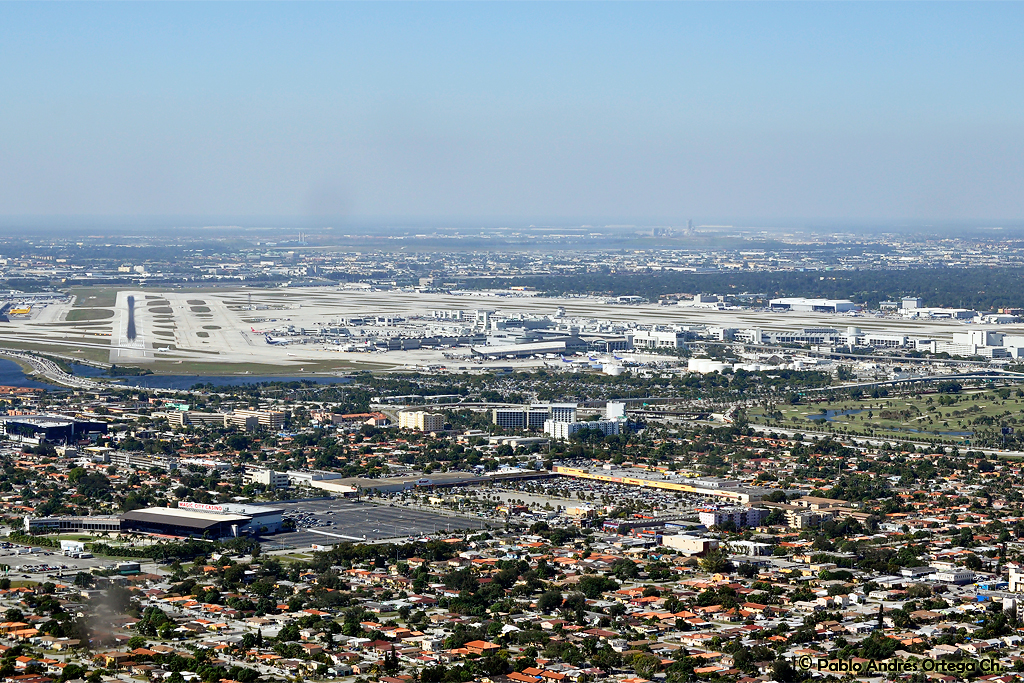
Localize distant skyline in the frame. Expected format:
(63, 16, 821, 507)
(2, 2, 1023, 224)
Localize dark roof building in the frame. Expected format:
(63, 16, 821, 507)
(120, 507, 252, 538)
(0, 415, 107, 443)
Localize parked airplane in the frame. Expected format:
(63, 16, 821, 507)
(265, 334, 292, 345)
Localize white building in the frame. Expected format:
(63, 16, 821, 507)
(932, 569, 975, 585)
(905, 307, 977, 320)
(228, 409, 285, 430)
(1010, 567, 1024, 593)
(243, 467, 290, 490)
(901, 297, 924, 309)
(679, 294, 724, 309)
(606, 401, 626, 420)
(493, 403, 576, 429)
(953, 330, 1003, 347)
(698, 507, 768, 528)
(688, 358, 731, 374)
(544, 419, 621, 439)
(661, 535, 718, 555)
(863, 334, 908, 348)
(631, 329, 687, 349)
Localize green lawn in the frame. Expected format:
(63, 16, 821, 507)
(65, 308, 115, 321)
(0, 339, 111, 365)
(146, 359, 372, 375)
(752, 388, 1024, 444)
(70, 287, 118, 308)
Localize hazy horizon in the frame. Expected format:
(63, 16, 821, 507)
(2, 2, 1023, 224)
(4, 215, 1024, 240)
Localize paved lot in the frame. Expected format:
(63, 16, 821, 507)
(262, 499, 489, 549)
(0, 547, 166, 581)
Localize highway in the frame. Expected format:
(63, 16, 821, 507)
(0, 347, 199, 395)
(0, 348, 106, 389)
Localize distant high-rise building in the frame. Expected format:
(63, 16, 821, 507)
(492, 403, 577, 429)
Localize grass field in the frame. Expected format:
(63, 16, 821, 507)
(0, 339, 111, 365)
(65, 308, 114, 322)
(39, 321, 112, 328)
(146, 359, 375, 375)
(275, 552, 315, 563)
(70, 287, 117, 308)
(751, 387, 1024, 444)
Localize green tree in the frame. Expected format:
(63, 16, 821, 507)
(537, 590, 563, 613)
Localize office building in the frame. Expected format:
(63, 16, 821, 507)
(631, 329, 688, 349)
(901, 297, 924, 309)
(545, 419, 620, 439)
(698, 507, 767, 529)
(228, 410, 285, 431)
(167, 411, 227, 428)
(243, 467, 290, 489)
(493, 403, 576, 429)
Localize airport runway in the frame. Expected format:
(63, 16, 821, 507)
(2, 285, 1015, 374)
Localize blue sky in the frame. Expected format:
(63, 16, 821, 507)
(1, 2, 1022, 224)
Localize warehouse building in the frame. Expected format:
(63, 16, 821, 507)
(769, 298, 858, 313)
(26, 503, 283, 539)
(470, 340, 568, 358)
(24, 515, 122, 534)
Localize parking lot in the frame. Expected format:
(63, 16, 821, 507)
(264, 498, 489, 549)
(0, 544, 139, 580)
(486, 468, 711, 514)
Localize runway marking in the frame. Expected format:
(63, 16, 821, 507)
(307, 529, 364, 541)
